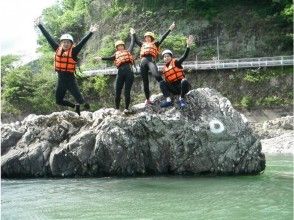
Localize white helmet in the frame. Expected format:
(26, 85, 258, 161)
(60, 34, 74, 42)
(162, 49, 173, 56)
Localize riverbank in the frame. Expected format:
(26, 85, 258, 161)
(241, 108, 293, 154)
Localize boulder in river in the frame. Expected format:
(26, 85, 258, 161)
(1, 88, 266, 177)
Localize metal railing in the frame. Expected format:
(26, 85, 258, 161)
(83, 55, 294, 77)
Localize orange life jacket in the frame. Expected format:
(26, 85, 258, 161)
(54, 46, 77, 73)
(114, 50, 134, 68)
(162, 58, 185, 83)
(140, 42, 159, 59)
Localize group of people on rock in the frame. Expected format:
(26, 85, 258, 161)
(35, 18, 193, 115)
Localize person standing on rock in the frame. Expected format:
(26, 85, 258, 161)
(133, 22, 176, 106)
(34, 17, 98, 116)
(159, 35, 193, 109)
(95, 29, 135, 114)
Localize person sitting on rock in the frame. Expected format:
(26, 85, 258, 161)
(95, 29, 135, 114)
(159, 35, 194, 109)
(133, 22, 176, 106)
(34, 17, 98, 116)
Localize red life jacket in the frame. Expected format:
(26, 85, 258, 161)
(54, 46, 77, 73)
(162, 58, 185, 83)
(140, 42, 159, 59)
(114, 50, 134, 68)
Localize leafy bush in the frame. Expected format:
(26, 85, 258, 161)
(258, 96, 288, 107)
(244, 67, 292, 83)
(1, 55, 21, 77)
(30, 72, 57, 114)
(2, 66, 35, 113)
(98, 35, 116, 57)
(160, 34, 187, 58)
(81, 75, 109, 95)
(240, 96, 254, 109)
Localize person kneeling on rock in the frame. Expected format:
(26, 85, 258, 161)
(159, 35, 193, 109)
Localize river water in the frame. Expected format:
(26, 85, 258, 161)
(1, 154, 293, 220)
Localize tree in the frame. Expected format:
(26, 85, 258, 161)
(1, 54, 21, 78)
(2, 66, 35, 113)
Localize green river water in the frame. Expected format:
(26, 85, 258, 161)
(1, 154, 293, 220)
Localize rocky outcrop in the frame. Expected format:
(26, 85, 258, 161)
(1, 88, 265, 178)
(250, 116, 293, 139)
(249, 116, 293, 154)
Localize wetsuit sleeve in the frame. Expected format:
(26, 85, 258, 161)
(127, 34, 135, 53)
(101, 54, 115, 61)
(72, 32, 93, 56)
(133, 33, 142, 47)
(155, 29, 171, 46)
(175, 47, 190, 67)
(37, 24, 59, 51)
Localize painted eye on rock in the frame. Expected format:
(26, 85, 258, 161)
(209, 119, 225, 134)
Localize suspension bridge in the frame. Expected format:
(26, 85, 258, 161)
(83, 55, 294, 77)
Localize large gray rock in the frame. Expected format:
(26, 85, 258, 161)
(1, 88, 265, 177)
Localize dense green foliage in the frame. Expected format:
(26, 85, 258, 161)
(35, 0, 292, 63)
(1, 54, 21, 77)
(1, 55, 57, 116)
(1, 0, 292, 120)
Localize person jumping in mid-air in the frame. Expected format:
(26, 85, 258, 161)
(133, 22, 176, 105)
(160, 35, 194, 109)
(34, 17, 98, 115)
(95, 29, 135, 114)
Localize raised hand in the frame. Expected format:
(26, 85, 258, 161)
(187, 35, 194, 47)
(130, 28, 135, 34)
(94, 56, 102, 61)
(34, 16, 42, 27)
(90, 24, 99, 32)
(169, 22, 175, 31)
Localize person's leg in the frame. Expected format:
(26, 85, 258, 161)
(178, 79, 191, 108)
(67, 75, 85, 105)
(55, 74, 75, 108)
(124, 70, 134, 110)
(180, 79, 191, 98)
(115, 70, 125, 109)
(148, 61, 162, 82)
(169, 81, 181, 96)
(159, 81, 173, 108)
(159, 80, 170, 97)
(140, 59, 151, 100)
(67, 75, 87, 115)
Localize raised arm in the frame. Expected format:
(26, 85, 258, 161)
(34, 17, 59, 51)
(156, 22, 175, 46)
(73, 24, 98, 55)
(127, 28, 135, 52)
(175, 35, 194, 66)
(101, 55, 115, 61)
(95, 55, 115, 61)
(131, 28, 143, 47)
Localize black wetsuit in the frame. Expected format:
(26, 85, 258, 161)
(160, 47, 191, 98)
(38, 24, 93, 108)
(134, 30, 171, 100)
(101, 35, 135, 110)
